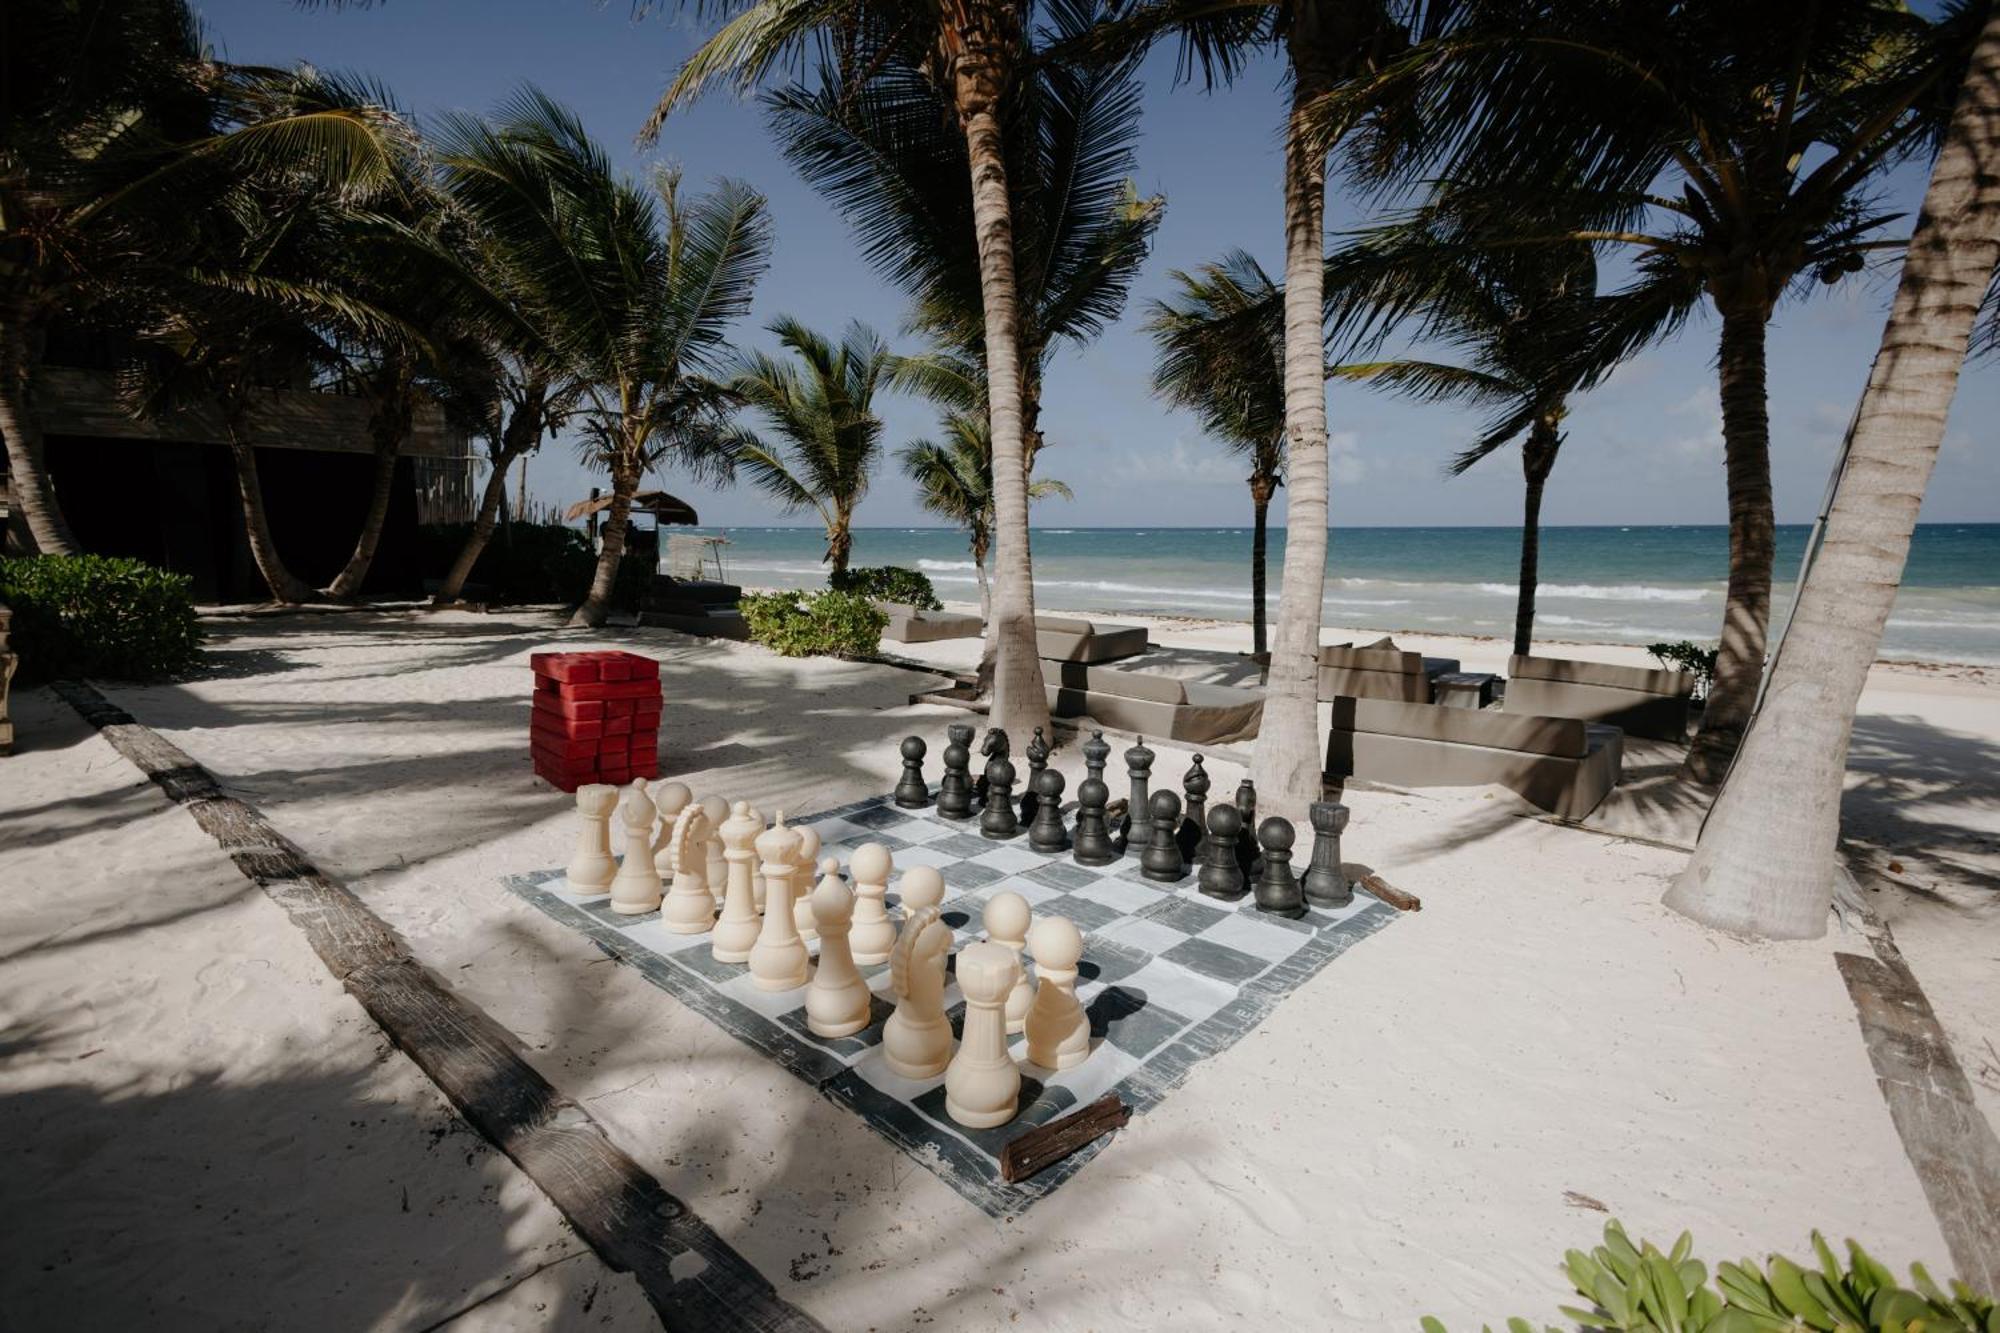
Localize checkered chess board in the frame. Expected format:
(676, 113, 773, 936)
(503, 793, 1398, 1215)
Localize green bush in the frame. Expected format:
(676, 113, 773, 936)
(414, 521, 595, 605)
(740, 589, 887, 659)
(1647, 640, 1719, 699)
(828, 565, 943, 611)
(1422, 1219, 1995, 1332)
(0, 554, 203, 681)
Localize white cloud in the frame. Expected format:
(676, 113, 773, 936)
(1328, 430, 1367, 485)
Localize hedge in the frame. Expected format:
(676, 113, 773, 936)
(0, 554, 204, 681)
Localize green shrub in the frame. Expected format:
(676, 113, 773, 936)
(740, 589, 887, 659)
(828, 565, 942, 611)
(1647, 640, 1719, 699)
(0, 554, 203, 681)
(414, 521, 595, 605)
(1421, 1219, 1995, 1332)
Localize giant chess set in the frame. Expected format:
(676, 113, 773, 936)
(504, 723, 1400, 1213)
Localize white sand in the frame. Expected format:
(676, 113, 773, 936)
(6, 602, 1995, 1329)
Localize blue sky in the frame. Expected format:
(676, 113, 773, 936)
(197, 0, 1998, 527)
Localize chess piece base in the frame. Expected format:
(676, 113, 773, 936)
(883, 1017, 952, 1080)
(1198, 883, 1248, 901)
(807, 1011, 870, 1038)
(662, 917, 714, 934)
(884, 1050, 949, 1080)
(751, 962, 810, 992)
(945, 1094, 1018, 1129)
(1302, 881, 1354, 908)
(611, 899, 657, 915)
(1140, 865, 1186, 883)
(1073, 848, 1120, 866)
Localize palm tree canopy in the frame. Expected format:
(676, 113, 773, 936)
(1145, 250, 1288, 480)
(730, 317, 894, 518)
(900, 410, 1071, 535)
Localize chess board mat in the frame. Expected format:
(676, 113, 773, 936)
(503, 793, 1399, 1216)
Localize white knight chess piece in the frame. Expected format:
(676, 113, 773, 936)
(882, 904, 954, 1079)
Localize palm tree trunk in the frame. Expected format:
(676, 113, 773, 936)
(1252, 48, 1336, 819)
(1248, 472, 1275, 657)
(953, 25, 1050, 740)
(323, 362, 414, 600)
(972, 529, 991, 623)
(1683, 306, 1776, 783)
(827, 514, 853, 578)
(1514, 416, 1561, 658)
(0, 312, 79, 555)
(224, 423, 314, 604)
(570, 459, 636, 627)
(435, 386, 546, 606)
(1667, 14, 2000, 942)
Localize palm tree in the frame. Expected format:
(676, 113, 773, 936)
(729, 319, 894, 577)
(1146, 253, 1288, 656)
(436, 91, 771, 627)
(1667, 10, 2000, 940)
(901, 410, 1071, 620)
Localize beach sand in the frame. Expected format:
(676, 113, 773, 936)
(3, 603, 1994, 1329)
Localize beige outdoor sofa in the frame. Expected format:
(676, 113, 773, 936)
(1047, 661, 1263, 744)
(877, 601, 983, 644)
(1323, 696, 1623, 819)
(1036, 615, 1150, 664)
(1317, 639, 1463, 702)
(1503, 654, 1695, 742)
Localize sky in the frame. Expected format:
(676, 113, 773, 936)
(196, 0, 1999, 529)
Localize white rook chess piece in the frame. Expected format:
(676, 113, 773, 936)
(848, 843, 897, 965)
(698, 795, 729, 905)
(564, 784, 618, 896)
(883, 904, 953, 1079)
(804, 867, 871, 1036)
(1024, 916, 1090, 1070)
(748, 815, 810, 991)
(711, 802, 763, 964)
(649, 781, 692, 876)
(945, 942, 1022, 1128)
(661, 803, 716, 934)
(609, 780, 664, 915)
(791, 825, 823, 942)
(983, 890, 1034, 1035)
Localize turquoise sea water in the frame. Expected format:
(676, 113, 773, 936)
(690, 524, 2000, 665)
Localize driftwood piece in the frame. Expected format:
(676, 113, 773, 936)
(1001, 1094, 1131, 1183)
(1355, 871, 1421, 912)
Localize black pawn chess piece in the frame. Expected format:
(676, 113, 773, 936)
(1234, 777, 1261, 878)
(1199, 802, 1247, 900)
(1141, 789, 1186, 883)
(1072, 774, 1117, 866)
(1301, 801, 1352, 907)
(1021, 727, 1051, 827)
(1027, 767, 1068, 854)
(938, 722, 975, 820)
(979, 754, 1020, 840)
(1253, 816, 1305, 918)
(1178, 754, 1210, 863)
(1082, 729, 1111, 788)
(974, 727, 1010, 807)
(894, 735, 931, 808)
(1115, 738, 1155, 854)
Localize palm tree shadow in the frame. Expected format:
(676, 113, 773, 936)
(1841, 712, 2000, 900)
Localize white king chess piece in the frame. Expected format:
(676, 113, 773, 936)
(564, 784, 619, 897)
(711, 802, 764, 964)
(609, 780, 664, 915)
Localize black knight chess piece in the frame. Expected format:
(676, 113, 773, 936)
(979, 752, 1020, 840)
(1199, 802, 1247, 900)
(1253, 816, 1306, 918)
(1114, 738, 1154, 855)
(1021, 727, 1051, 827)
(1140, 789, 1186, 883)
(974, 727, 1010, 807)
(1178, 754, 1210, 864)
(1301, 801, 1352, 908)
(937, 723, 975, 820)
(894, 735, 931, 808)
(1072, 772, 1117, 866)
(1027, 766, 1068, 854)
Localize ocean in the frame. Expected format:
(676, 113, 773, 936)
(692, 524, 2000, 666)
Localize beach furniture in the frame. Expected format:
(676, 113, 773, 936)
(530, 650, 661, 791)
(0, 603, 14, 756)
(1316, 638, 1462, 702)
(1503, 654, 1696, 742)
(1323, 696, 1623, 818)
(1045, 661, 1263, 744)
(1035, 615, 1150, 664)
(1432, 671, 1498, 709)
(640, 576, 750, 639)
(878, 601, 983, 643)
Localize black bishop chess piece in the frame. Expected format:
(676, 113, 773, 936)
(1178, 755, 1210, 864)
(1027, 767, 1068, 854)
(1198, 803, 1247, 900)
(979, 752, 1020, 840)
(1301, 801, 1352, 908)
(1071, 771, 1117, 866)
(1234, 777, 1262, 879)
(937, 723, 976, 820)
(894, 735, 931, 808)
(1140, 789, 1186, 883)
(1114, 738, 1155, 855)
(1252, 815, 1306, 918)
(1082, 730, 1111, 789)
(1021, 727, 1051, 827)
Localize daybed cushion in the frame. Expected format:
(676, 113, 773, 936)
(1503, 654, 1695, 742)
(1036, 615, 1149, 663)
(1317, 641, 1462, 702)
(1325, 697, 1621, 819)
(1047, 662, 1259, 743)
(877, 601, 983, 643)
(1509, 654, 1695, 697)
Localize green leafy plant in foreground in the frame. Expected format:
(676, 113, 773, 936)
(0, 555, 203, 681)
(827, 565, 943, 611)
(739, 589, 887, 659)
(1421, 1220, 1997, 1333)
(1647, 640, 1720, 699)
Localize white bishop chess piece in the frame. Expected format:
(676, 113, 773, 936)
(1024, 915, 1090, 1070)
(804, 864, 871, 1036)
(564, 784, 619, 897)
(661, 802, 716, 934)
(848, 843, 897, 965)
(882, 903, 954, 1079)
(945, 941, 1022, 1128)
(748, 815, 810, 991)
(711, 802, 764, 964)
(983, 890, 1034, 1034)
(609, 780, 664, 915)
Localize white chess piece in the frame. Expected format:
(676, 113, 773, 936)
(883, 904, 954, 1079)
(747, 804, 768, 912)
(661, 803, 716, 934)
(983, 890, 1034, 1035)
(649, 781, 693, 876)
(945, 942, 1022, 1129)
(711, 802, 763, 964)
(748, 815, 810, 991)
(1024, 916, 1090, 1070)
(563, 784, 619, 896)
(803, 866, 871, 1036)
(896, 865, 946, 919)
(609, 780, 664, 915)
(698, 795, 729, 905)
(791, 825, 823, 942)
(848, 843, 897, 965)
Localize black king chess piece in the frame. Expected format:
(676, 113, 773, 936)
(1301, 801, 1352, 907)
(894, 735, 931, 808)
(979, 752, 1020, 839)
(1027, 767, 1068, 854)
(1072, 770, 1117, 865)
(1199, 803, 1247, 900)
(1253, 815, 1306, 918)
(1141, 789, 1186, 882)
(937, 722, 975, 820)
(1114, 738, 1155, 854)
(1178, 755, 1210, 863)
(1021, 727, 1051, 827)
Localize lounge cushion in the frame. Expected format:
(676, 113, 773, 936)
(1318, 644, 1425, 675)
(1330, 696, 1589, 758)
(1508, 654, 1696, 698)
(1035, 614, 1094, 635)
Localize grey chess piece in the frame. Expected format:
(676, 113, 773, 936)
(1234, 777, 1261, 878)
(1027, 766, 1068, 854)
(1179, 754, 1209, 863)
(1253, 816, 1305, 918)
(1082, 730, 1111, 789)
(1021, 727, 1050, 827)
(979, 752, 1020, 840)
(1140, 789, 1186, 883)
(938, 723, 975, 820)
(1301, 801, 1352, 907)
(1072, 773, 1117, 865)
(895, 735, 931, 808)
(1115, 738, 1155, 854)
(1199, 802, 1247, 900)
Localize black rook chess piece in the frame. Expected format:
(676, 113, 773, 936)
(937, 723, 975, 820)
(894, 736, 931, 808)
(1027, 767, 1068, 854)
(1301, 801, 1352, 907)
(1072, 773, 1117, 865)
(1021, 727, 1051, 827)
(1199, 803, 1247, 900)
(1178, 755, 1210, 863)
(1115, 738, 1155, 854)
(1141, 789, 1186, 882)
(1252, 816, 1306, 918)
(979, 753, 1020, 840)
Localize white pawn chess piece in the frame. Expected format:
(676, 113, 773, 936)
(883, 904, 954, 1079)
(945, 941, 1022, 1129)
(1024, 916, 1090, 1071)
(698, 795, 729, 905)
(896, 865, 946, 920)
(791, 825, 823, 942)
(649, 781, 693, 876)
(748, 815, 810, 991)
(983, 890, 1034, 1035)
(609, 780, 664, 914)
(803, 867, 871, 1037)
(661, 803, 716, 934)
(711, 802, 763, 964)
(563, 784, 619, 896)
(848, 843, 897, 965)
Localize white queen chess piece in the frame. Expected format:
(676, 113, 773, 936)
(847, 843, 897, 965)
(983, 890, 1034, 1034)
(711, 802, 764, 964)
(1024, 916, 1090, 1070)
(882, 903, 954, 1079)
(661, 803, 716, 934)
(748, 815, 810, 991)
(945, 941, 1022, 1129)
(564, 784, 618, 896)
(804, 864, 871, 1036)
(609, 779, 664, 915)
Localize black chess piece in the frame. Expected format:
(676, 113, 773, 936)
(1253, 816, 1306, 917)
(1178, 754, 1210, 863)
(1141, 789, 1186, 882)
(979, 753, 1020, 839)
(894, 735, 931, 808)
(1199, 802, 1247, 900)
(1072, 774, 1117, 865)
(1301, 801, 1352, 907)
(974, 727, 1010, 807)
(938, 723, 975, 820)
(1082, 730, 1111, 789)
(1027, 767, 1068, 854)
(1021, 727, 1051, 827)
(1115, 738, 1154, 854)
(1234, 777, 1261, 878)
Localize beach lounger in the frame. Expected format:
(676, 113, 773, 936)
(1046, 661, 1263, 744)
(877, 601, 983, 644)
(1035, 615, 1150, 664)
(1316, 638, 1462, 702)
(1503, 654, 1695, 742)
(1323, 696, 1623, 819)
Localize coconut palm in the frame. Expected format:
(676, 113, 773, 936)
(436, 90, 770, 627)
(729, 318, 894, 577)
(1668, 9, 2000, 940)
(901, 410, 1071, 621)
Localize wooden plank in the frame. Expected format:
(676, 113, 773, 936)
(53, 681, 828, 1333)
(1001, 1094, 1131, 1183)
(1356, 872, 1422, 913)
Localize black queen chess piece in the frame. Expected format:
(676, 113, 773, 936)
(1198, 802, 1247, 900)
(1301, 801, 1352, 908)
(894, 736, 931, 808)
(937, 722, 976, 820)
(1027, 766, 1068, 854)
(1071, 769, 1117, 866)
(1140, 789, 1187, 883)
(1252, 815, 1306, 918)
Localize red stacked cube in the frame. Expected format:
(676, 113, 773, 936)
(529, 651, 662, 792)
